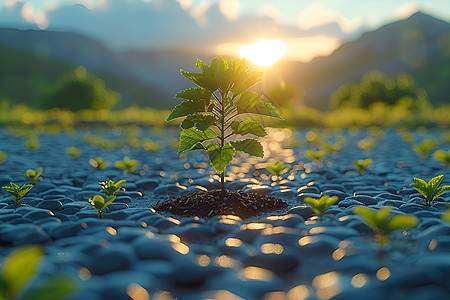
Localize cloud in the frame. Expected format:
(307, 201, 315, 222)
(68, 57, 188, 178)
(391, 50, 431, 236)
(298, 3, 362, 33)
(258, 5, 280, 21)
(395, 2, 420, 19)
(219, 0, 239, 20)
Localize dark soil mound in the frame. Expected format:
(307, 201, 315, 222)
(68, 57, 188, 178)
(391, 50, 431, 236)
(153, 189, 288, 219)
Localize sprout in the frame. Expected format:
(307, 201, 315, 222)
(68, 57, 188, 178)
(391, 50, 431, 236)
(89, 195, 116, 218)
(410, 175, 450, 206)
(306, 149, 326, 164)
(433, 150, 450, 167)
(266, 161, 288, 177)
(353, 206, 418, 249)
(303, 195, 338, 220)
(66, 146, 81, 159)
(25, 167, 43, 185)
(89, 157, 109, 170)
(115, 157, 139, 174)
(2, 182, 33, 205)
(413, 139, 437, 159)
(99, 180, 126, 196)
(353, 158, 372, 175)
(0, 151, 6, 163)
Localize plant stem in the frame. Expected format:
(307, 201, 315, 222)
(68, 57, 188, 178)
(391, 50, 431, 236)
(220, 90, 226, 199)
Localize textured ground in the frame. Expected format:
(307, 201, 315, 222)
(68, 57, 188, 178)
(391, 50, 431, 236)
(0, 127, 449, 300)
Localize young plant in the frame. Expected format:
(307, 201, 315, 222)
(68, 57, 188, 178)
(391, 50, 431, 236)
(442, 208, 450, 223)
(303, 195, 338, 220)
(410, 175, 450, 206)
(353, 158, 372, 175)
(89, 195, 116, 218)
(433, 150, 450, 167)
(266, 161, 288, 177)
(99, 180, 126, 196)
(0, 246, 77, 300)
(25, 138, 40, 151)
(0, 151, 6, 163)
(413, 139, 437, 159)
(2, 182, 33, 204)
(89, 157, 109, 170)
(306, 149, 326, 164)
(166, 57, 282, 197)
(25, 167, 42, 185)
(115, 157, 139, 174)
(353, 206, 419, 249)
(66, 146, 81, 159)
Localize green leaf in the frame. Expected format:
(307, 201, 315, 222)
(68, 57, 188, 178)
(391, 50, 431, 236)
(387, 214, 419, 232)
(231, 139, 264, 157)
(2, 246, 43, 296)
(180, 113, 216, 131)
(166, 100, 206, 121)
(22, 276, 78, 300)
(175, 87, 211, 103)
(410, 178, 428, 198)
(435, 185, 450, 198)
(103, 196, 116, 209)
(353, 206, 380, 229)
(428, 175, 443, 190)
(178, 128, 217, 154)
(205, 143, 236, 173)
(231, 119, 267, 137)
(303, 195, 338, 215)
(235, 92, 282, 119)
(266, 162, 288, 176)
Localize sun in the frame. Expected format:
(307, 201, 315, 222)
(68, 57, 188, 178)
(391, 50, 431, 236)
(239, 39, 287, 67)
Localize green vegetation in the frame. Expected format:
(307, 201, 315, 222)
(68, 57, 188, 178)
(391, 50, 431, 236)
(115, 157, 139, 174)
(24, 138, 40, 151)
(331, 71, 429, 109)
(2, 182, 33, 205)
(413, 139, 437, 159)
(99, 180, 126, 196)
(0, 246, 77, 300)
(306, 149, 326, 164)
(353, 206, 419, 248)
(66, 146, 81, 159)
(303, 195, 338, 220)
(354, 158, 373, 175)
(89, 195, 116, 218)
(410, 175, 450, 206)
(442, 209, 450, 223)
(25, 168, 42, 185)
(265, 161, 288, 177)
(167, 57, 281, 197)
(0, 151, 6, 163)
(89, 157, 109, 170)
(433, 150, 450, 167)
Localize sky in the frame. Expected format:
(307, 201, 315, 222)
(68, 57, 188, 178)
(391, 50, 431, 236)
(1, 0, 450, 62)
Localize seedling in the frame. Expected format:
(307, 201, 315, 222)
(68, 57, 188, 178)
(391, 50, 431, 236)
(89, 195, 116, 218)
(115, 157, 139, 174)
(357, 136, 376, 152)
(0, 151, 6, 163)
(266, 161, 288, 177)
(306, 149, 326, 164)
(143, 138, 163, 152)
(89, 157, 109, 170)
(25, 167, 42, 185)
(2, 182, 33, 204)
(25, 138, 40, 151)
(442, 208, 450, 223)
(413, 139, 437, 159)
(433, 150, 450, 167)
(303, 195, 338, 220)
(99, 180, 126, 196)
(0, 245, 77, 299)
(353, 206, 419, 249)
(66, 146, 81, 159)
(167, 57, 282, 197)
(410, 175, 450, 206)
(353, 158, 372, 175)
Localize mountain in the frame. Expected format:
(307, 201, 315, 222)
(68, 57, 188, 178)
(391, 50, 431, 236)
(280, 12, 450, 108)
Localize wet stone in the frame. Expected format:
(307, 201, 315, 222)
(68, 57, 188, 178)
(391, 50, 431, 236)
(36, 199, 63, 211)
(243, 250, 299, 273)
(322, 189, 349, 201)
(135, 178, 160, 190)
(0, 224, 51, 246)
(297, 192, 321, 201)
(288, 205, 315, 219)
(346, 195, 378, 206)
(88, 244, 136, 275)
(48, 222, 85, 240)
(338, 199, 364, 208)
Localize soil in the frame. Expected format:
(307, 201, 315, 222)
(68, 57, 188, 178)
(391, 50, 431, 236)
(153, 189, 288, 219)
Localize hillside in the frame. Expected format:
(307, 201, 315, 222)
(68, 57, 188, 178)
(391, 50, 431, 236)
(280, 12, 450, 108)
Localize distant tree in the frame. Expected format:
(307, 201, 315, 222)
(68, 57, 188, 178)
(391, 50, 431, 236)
(331, 70, 429, 109)
(42, 66, 120, 111)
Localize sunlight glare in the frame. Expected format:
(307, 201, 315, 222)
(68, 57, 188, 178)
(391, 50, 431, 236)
(239, 40, 287, 67)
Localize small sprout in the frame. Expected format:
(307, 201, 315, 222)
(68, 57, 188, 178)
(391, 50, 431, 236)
(410, 175, 450, 206)
(2, 182, 33, 204)
(0, 151, 6, 163)
(357, 136, 376, 151)
(89, 157, 109, 170)
(25, 138, 40, 151)
(353, 206, 419, 249)
(66, 146, 81, 159)
(433, 150, 450, 167)
(99, 180, 126, 196)
(143, 138, 163, 152)
(0, 246, 78, 299)
(266, 161, 288, 177)
(303, 195, 338, 220)
(89, 195, 116, 218)
(354, 158, 372, 175)
(115, 157, 139, 174)
(306, 149, 326, 163)
(26, 167, 43, 185)
(413, 139, 437, 159)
